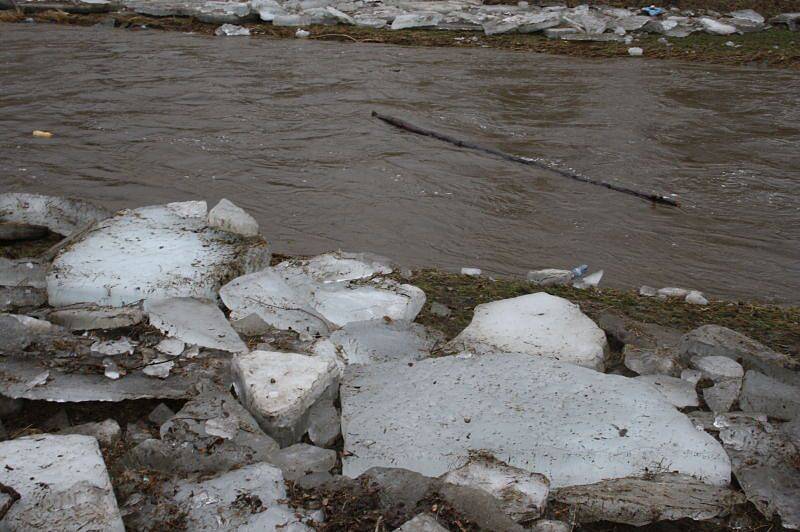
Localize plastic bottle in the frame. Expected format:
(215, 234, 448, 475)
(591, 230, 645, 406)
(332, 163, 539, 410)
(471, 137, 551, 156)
(570, 264, 588, 278)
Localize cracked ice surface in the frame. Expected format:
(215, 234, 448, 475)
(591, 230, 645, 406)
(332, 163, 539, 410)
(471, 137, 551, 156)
(342, 353, 731, 488)
(0, 434, 125, 531)
(221, 252, 424, 335)
(48, 201, 269, 308)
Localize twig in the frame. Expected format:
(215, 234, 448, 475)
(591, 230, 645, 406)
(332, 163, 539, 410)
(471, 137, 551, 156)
(41, 220, 98, 262)
(312, 33, 359, 42)
(372, 111, 679, 207)
(9, 424, 35, 440)
(0, 482, 21, 521)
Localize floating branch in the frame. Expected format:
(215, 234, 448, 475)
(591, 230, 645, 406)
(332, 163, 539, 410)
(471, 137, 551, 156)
(372, 111, 678, 207)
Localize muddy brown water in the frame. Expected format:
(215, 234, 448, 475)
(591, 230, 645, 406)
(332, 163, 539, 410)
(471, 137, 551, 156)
(1, 23, 799, 303)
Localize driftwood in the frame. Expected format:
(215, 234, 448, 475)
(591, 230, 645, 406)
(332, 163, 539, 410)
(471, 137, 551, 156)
(372, 111, 679, 207)
(40, 220, 97, 262)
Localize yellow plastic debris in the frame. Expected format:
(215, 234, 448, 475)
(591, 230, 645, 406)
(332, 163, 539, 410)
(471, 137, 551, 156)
(32, 130, 53, 138)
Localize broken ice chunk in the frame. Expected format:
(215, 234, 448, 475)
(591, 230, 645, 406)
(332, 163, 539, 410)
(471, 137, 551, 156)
(144, 297, 247, 353)
(447, 293, 608, 371)
(572, 270, 603, 289)
(26, 370, 50, 389)
(171, 463, 310, 530)
(214, 23, 251, 36)
(91, 337, 136, 356)
(155, 337, 185, 357)
(441, 455, 550, 523)
(326, 319, 441, 366)
(142, 358, 174, 379)
(310, 280, 426, 326)
(0, 434, 124, 530)
(232, 350, 339, 445)
(635, 374, 699, 408)
(268, 443, 337, 481)
(553, 473, 745, 526)
(220, 269, 332, 336)
(103, 358, 124, 380)
(207, 198, 259, 235)
(205, 416, 239, 440)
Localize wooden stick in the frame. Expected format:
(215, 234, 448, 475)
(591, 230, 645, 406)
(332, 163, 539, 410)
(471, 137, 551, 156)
(41, 220, 97, 262)
(372, 111, 679, 207)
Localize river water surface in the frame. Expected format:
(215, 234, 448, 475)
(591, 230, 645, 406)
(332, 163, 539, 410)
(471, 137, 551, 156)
(1, 24, 799, 302)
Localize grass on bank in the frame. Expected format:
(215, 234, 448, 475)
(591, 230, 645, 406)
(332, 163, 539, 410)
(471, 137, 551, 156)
(1, 10, 798, 69)
(406, 269, 800, 358)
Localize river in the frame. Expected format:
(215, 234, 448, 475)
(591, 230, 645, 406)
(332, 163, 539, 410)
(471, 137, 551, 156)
(1, 23, 799, 302)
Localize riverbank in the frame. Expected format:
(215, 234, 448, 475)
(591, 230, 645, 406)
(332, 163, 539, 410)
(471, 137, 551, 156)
(4, 235, 800, 362)
(2, 194, 799, 530)
(1, 9, 798, 69)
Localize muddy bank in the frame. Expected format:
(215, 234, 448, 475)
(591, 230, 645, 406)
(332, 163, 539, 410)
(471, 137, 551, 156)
(1, 10, 798, 68)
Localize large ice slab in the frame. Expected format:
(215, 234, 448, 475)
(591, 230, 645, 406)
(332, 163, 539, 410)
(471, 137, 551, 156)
(48, 201, 269, 307)
(0, 192, 110, 236)
(0, 434, 124, 531)
(447, 293, 607, 370)
(144, 297, 247, 353)
(341, 353, 731, 488)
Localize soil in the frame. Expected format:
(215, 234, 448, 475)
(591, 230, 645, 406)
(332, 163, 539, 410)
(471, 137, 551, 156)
(0, 231, 62, 259)
(288, 478, 483, 531)
(0, 9, 798, 69)
(287, 480, 780, 531)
